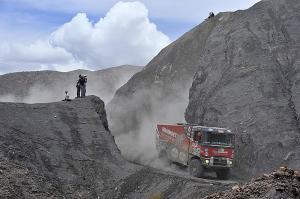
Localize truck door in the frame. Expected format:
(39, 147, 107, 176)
(174, 133, 188, 165)
(187, 130, 203, 160)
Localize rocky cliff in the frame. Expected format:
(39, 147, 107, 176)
(0, 65, 140, 103)
(0, 96, 233, 198)
(0, 96, 125, 198)
(185, 0, 300, 177)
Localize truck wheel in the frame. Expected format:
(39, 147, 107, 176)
(189, 159, 203, 177)
(216, 169, 230, 180)
(158, 150, 167, 159)
(158, 150, 172, 165)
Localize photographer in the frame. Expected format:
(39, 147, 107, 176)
(82, 75, 87, 97)
(76, 74, 87, 98)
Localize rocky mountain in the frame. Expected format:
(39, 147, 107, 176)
(108, 0, 300, 178)
(0, 65, 141, 103)
(0, 96, 234, 198)
(185, 0, 300, 177)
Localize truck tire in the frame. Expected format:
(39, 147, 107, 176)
(158, 150, 173, 166)
(158, 150, 167, 159)
(189, 159, 203, 177)
(216, 169, 230, 180)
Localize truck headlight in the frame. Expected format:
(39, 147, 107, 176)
(205, 160, 210, 164)
(229, 160, 233, 165)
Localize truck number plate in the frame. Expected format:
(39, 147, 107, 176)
(218, 148, 224, 153)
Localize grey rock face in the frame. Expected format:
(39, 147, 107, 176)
(185, 0, 300, 177)
(0, 96, 126, 198)
(0, 96, 234, 198)
(0, 65, 141, 103)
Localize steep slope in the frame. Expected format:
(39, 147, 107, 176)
(107, 12, 222, 162)
(0, 96, 234, 198)
(0, 65, 140, 103)
(185, 0, 300, 177)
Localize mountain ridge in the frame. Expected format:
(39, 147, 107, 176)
(0, 65, 141, 103)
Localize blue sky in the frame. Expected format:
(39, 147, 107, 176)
(0, 0, 260, 73)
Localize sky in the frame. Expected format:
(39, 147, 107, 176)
(0, 0, 260, 74)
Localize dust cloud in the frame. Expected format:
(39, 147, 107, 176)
(108, 84, 191, 171)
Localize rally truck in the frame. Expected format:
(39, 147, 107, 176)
(156, 123, 235, 180)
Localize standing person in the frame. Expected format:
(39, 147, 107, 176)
(76, 75, 81, 98)
(82, 75, 87, 97)
(208, 12, 215, 19)
(78, 75, 87, 97)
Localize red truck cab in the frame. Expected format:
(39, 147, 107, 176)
(156, 123, 235, 179)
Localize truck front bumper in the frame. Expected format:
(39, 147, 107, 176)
(202, 157, 233, 168)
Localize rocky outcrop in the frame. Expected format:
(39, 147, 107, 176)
(185, 0, 300, 177)
(0, 96, 127, 198)
(204, 167, 300, 199)
(0, 96, 234, 198)
(0, 65, 140, 103)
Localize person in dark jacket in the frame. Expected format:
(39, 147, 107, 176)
(77, 74, 87, 97)
(76, 75, 81, 98)
(208, 12, 215, 19)
(81, 75, 87, 97)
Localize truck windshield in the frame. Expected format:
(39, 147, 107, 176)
(205, 133, 234, 146)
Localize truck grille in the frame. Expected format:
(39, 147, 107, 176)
(213, 157, 227, 166)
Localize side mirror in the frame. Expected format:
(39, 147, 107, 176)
(194, 132, 202, 142)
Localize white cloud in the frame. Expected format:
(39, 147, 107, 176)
(50, 1, 170, 68)
(0, 40, 87, 72)
(3, 41, 72, 64)
(0, 1, 170, 73)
